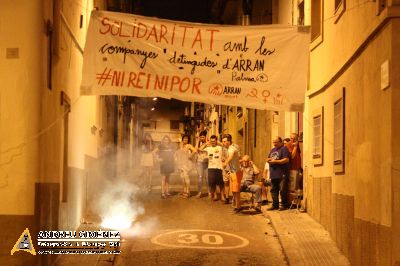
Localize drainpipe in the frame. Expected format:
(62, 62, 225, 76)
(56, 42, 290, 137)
(241, 1, 251, 153)
(241, 0, 252, 25)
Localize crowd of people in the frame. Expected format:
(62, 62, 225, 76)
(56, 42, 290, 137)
(139, 130, 302, 214)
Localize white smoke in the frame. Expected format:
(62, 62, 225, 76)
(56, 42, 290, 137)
(98, 179, 143, 230)
(124, 217, 159, 238)
(86, 144, 159, 235)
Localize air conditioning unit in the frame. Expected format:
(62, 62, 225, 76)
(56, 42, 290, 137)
(142, 121, 155, 129)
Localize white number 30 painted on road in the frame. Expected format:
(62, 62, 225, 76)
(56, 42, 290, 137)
(177, 233, 224, 245)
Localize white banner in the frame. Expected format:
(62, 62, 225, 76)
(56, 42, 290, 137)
(81, 11, 310, 111)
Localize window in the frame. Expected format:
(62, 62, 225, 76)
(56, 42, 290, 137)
(142, 121, 156, 129)
(313, 116, 322, 156)
(376, 0, 386, 16)
(298, 1, 305, 26)
(333, 100, 343, 161)
(333, 88, 345, 173)
(170, 120, 180, 130)
(312, 107, 324, 166)
(311, 0, 324, 50)
(335, 0, 343, 11)
(334, 0, 346, 24)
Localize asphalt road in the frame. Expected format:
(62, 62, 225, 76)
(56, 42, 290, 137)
(114, 192, 287, 266)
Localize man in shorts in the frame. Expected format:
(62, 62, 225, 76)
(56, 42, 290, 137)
(198, 135, 225, 201)
(222, 134, 242, 213)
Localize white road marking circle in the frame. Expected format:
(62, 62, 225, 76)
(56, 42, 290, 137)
(151, 229, 249, 249)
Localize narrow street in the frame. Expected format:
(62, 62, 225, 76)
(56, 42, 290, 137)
(114, 192, 286, 266)
(2, 0, 399, 265)
(53, 172, 349, 266)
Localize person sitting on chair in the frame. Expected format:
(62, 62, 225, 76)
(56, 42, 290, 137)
(240, 155, 262, 213)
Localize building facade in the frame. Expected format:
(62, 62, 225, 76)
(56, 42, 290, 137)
(304, 0, 400, 265)
(0, 0, 101, 264)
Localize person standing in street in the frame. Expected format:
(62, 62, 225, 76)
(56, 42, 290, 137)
(266, 137, 290, 211)
(261, 161, 271, 205)
(222, 134, 243, 213)
(221, 143, 230, 204)
(198, 135, 225, 201)
(195, 130, 209, 198)
(285, 133, 302, 195)
(176, 135, 196, 198)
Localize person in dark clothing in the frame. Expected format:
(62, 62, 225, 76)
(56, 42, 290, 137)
(266, 137, 290, 211)
(154, 135, 175, 199)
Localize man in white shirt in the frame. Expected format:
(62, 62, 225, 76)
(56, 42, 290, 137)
(198, 135, 225, 201)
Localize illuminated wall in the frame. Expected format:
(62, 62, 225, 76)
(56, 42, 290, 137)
(304, 1, 400, 264)
(0, 0, 42, 263)
(45, 0, 97, 231)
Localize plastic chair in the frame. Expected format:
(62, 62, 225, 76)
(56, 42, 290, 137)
(240, 190, 255, 208)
